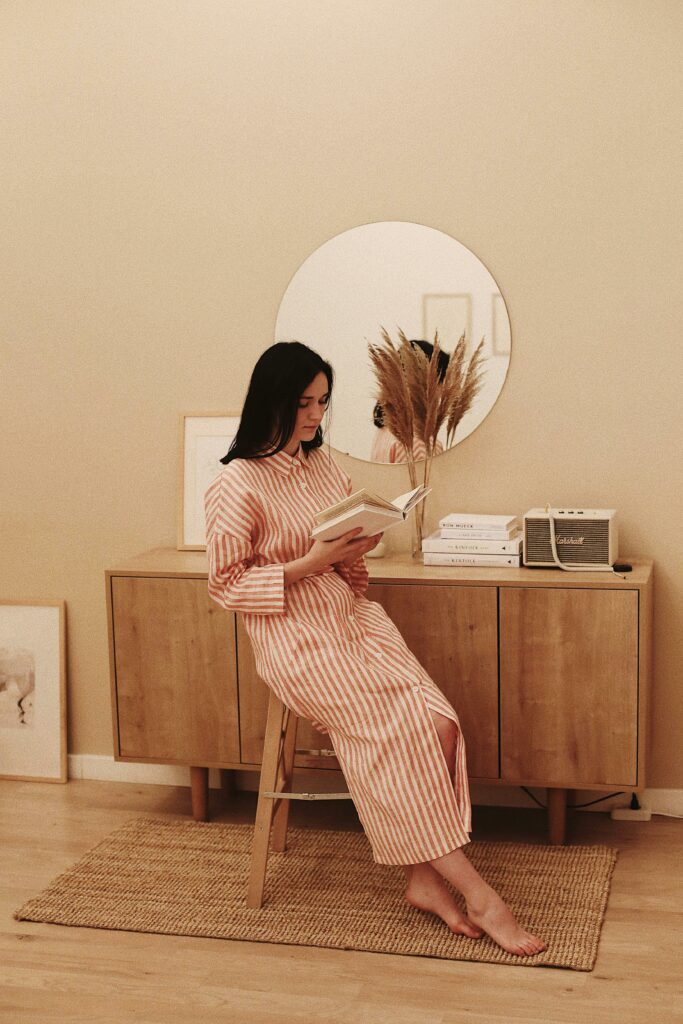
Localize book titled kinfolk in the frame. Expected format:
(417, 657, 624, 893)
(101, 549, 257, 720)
(440, 525, 519, 540)
(422, 552, 522, 568)
(421, 529, 523, 555)
(311, 485, 431, 542)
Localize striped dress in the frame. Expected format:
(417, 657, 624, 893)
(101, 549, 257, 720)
(204, 442, 472, 865)
(370, 428, 445, 464)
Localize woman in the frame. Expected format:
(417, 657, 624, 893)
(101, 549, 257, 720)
(205, 341, 547, 957)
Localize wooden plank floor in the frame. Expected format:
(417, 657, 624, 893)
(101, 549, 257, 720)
(1, 778, 681, 1024)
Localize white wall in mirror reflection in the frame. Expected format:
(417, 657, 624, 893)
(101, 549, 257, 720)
(275, 221, 511, 463)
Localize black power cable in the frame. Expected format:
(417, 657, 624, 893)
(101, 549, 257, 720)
(518, 787, 628, 810)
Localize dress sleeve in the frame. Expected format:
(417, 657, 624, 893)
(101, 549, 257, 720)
(331, 465, 370, 597)
(388, 436, 441, 462)
(388, 437, 410, 463)
(204, 469, 286, 615)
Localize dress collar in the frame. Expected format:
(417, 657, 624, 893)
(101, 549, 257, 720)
(262, 442, 310, 477)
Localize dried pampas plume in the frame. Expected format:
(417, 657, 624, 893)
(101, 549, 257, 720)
(444, 335, 486, 448)
(368, 327, 419, 489)
(367, 327, 487, 551)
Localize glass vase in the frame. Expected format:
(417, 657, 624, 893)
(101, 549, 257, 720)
(411, 504, 424, 560)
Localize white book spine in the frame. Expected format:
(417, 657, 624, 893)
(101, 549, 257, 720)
(422, 535, 522, 555)
(440, 527, 516, 540)
(423, 553, 522, 568)
(438, 514, 519, 529)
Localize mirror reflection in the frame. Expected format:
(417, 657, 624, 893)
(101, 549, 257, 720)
(275, 221, 511, 463)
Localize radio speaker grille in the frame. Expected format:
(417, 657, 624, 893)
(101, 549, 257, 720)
(525, 518, 610, 565)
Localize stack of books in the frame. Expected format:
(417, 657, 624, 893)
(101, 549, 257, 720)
(422, 513, 522, 567)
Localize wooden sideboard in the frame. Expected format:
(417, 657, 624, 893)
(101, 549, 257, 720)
(106, 548, 653, 845)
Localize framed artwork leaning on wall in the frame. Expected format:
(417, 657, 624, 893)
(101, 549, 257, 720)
(0, 600, 67, 783)
(177, 413, 241, 550)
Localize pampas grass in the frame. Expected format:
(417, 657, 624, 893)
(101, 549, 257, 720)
(368, 327, 486, 553)
(368, 328, 419, 489)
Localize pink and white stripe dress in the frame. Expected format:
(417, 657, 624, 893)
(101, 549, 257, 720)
(204, 442, 472, 865)
(370, 427, 445, 464)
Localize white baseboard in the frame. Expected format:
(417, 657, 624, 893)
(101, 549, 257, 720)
(68, 755, 683, 816)
(68, 754, 224, 790)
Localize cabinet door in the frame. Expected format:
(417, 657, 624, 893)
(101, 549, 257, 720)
(500, 587, 638, 786)
(368, 583, 499, 780)
(112, 576, 240, 763)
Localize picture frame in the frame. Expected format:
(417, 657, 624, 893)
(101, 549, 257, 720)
(423, 292, 472, 351)
(0, 600, 67, 783)
(492, 292, 511, 356)
(178, 413, 241, 550)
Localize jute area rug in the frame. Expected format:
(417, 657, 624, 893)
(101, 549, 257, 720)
(15, 817, 618, 971)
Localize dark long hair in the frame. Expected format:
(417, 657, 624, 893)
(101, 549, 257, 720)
(220, 341, 334, 464)
(373, 339, 449, 427)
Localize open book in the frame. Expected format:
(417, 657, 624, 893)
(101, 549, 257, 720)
(311, 485, 431, 541)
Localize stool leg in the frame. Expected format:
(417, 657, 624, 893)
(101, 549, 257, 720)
(271, 709, 298, 852)
(246, 692, 288, 909)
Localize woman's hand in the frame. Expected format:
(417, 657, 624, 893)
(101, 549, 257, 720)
(304, 527, 383, 576)
(334, 530, 383, 567)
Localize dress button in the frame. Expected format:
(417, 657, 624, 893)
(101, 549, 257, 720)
(412, 685, 420, 693)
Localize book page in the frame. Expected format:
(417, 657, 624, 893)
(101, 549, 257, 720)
(314, 488, 397, 525)
(311, 505, 404, 541)
(391, 485, 431, 512)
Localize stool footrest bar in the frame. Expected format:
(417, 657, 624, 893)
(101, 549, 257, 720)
(260, 790, 352, 801)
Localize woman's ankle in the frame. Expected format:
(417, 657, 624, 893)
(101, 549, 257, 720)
(428, 854, 497, 908)
(435, 873, 491, 908)
(463, 880, 499, 914)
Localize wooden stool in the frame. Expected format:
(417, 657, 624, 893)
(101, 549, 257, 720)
(246, 688, 352, 909)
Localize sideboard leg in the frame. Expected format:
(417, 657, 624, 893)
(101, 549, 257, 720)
(547, 787, 567, 844)
(190, 766, 209, 821)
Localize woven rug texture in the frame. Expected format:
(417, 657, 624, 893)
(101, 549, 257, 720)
(14, 816, 618, 971)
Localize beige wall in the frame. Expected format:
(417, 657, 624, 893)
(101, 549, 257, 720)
(2, 0, 681, 785)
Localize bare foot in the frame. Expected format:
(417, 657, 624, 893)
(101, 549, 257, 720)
(465, 886, 548, 956)
(405, 864, 484, 939)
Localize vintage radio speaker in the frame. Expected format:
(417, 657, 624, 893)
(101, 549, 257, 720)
(523, 508, 618, 571)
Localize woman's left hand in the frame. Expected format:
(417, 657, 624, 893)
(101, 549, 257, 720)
(335, 532, 383, 567)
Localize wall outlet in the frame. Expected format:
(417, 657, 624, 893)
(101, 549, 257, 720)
(610, 807, 652, 821)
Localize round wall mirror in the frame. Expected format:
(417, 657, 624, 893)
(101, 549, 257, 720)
(275, 221, 511, 464)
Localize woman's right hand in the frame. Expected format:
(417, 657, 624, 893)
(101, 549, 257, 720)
(304, 527, 382, 575)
